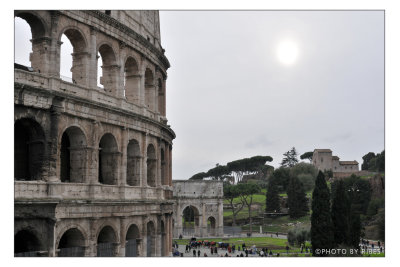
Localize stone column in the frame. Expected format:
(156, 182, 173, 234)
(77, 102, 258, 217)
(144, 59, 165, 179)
(47, 99, 63, 182)
(120, 128, 127, 187)
(89, 27, 98, 89)
(87, 219, 98, 256)
(218, 199, 224, 236)
(169, 145, 172, 186)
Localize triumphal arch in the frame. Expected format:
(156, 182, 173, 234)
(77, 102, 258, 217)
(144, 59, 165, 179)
(14, 10, 175, 257)
(172, 180, 224, 238)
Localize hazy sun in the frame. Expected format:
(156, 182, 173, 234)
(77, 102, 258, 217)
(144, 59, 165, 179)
(277, 40, 299, 65)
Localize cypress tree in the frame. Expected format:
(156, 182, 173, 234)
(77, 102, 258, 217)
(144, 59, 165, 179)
(266, 176, 281, 213)
(311, 171, 334, 256)
(348, 213, 361, 249)
(331, 180, 350, 246)
(287, 176, 309, 218)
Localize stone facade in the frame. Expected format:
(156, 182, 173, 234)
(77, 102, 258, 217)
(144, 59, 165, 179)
(14, 10, 175, 257)
(172, 180, 224, 238)
(312, 149, 359, 173)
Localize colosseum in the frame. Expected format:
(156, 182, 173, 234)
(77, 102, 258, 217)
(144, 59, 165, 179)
(14, 10, 175, 257)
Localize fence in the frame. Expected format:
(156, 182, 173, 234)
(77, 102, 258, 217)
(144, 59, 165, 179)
(58, 246, 85, 257)
(97, 242, 116, 257)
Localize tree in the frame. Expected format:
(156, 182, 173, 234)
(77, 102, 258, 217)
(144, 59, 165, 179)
(361, 152, 376, 171)
(207, 164, 230, 181)
(223, 184, 245, 226)
(331, 180, 350, 246)
(289, 162, 318, 191)
(287, 176, 309, 218)
(348, 213, 361, 249)
(189, 172, 207, 180)
(227, 155, 273, 184)
(266, 176, 281, 213)
(300, 151, 314, 162)
(271, 167, 291, 192)
(281, 147, 299, 167)
(311, 171, 334, 256)
(237, 182, 261, 234)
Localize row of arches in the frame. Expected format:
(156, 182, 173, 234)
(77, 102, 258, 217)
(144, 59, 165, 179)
(15, 220, 168, 257)
(14, 117, 171, 186)
(14, 11, 166, 115)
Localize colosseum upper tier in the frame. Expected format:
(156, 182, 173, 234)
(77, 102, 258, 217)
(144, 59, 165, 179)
(14, 10, 175, 257)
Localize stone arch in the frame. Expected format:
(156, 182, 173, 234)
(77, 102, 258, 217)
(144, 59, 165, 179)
(98, 43, 118, 94)
(60, 126, 87, 183)
(14, 118, 46, 181)
(146, 221, 156, 257)
(181, 205, 201, 236)
(124, 56, 140, 104)
(58, 27, 89, 85)
(144, 68, 156, 111)
(57, 227, 86, 257)
(146, 143, 156, 187)
(97, 225, 118, 257)
(127, 139, 141, 186)
(14, 11, 49, 73)
(207, 216, 217, 236)
(125, 223, 140, 257)
(14, 229, 44, 256)
(98, 133, 119, 185)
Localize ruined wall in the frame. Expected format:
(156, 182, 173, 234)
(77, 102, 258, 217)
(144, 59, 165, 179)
(14, 10, 174, 257)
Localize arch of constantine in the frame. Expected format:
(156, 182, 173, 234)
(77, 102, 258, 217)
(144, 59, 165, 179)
(14, 10, 175, 257)
(172, 180, 224, 238)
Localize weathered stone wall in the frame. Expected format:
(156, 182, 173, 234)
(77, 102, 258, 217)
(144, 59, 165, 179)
(14, 10, 174, 257)
(172, 180, 224, 238)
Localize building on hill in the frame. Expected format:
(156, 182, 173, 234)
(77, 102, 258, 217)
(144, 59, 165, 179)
(312, 149, 359, 173)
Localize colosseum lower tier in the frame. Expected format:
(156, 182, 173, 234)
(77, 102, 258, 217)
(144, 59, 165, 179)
(14, 10, 175, 257)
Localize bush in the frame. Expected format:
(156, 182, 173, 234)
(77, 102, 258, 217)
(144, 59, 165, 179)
(288, 226, 310, 246)
(366, 198, 384, 217)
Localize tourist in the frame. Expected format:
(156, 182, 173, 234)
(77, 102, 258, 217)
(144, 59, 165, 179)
(225, 252, 229, 257)
(260, 250, 264, 257)
(204, 253, 208, 257)
(240, 252, 244, 257)
(198, 250, 200, 257)
(193, 249, 196, 257)
(211, 247, 214, 255)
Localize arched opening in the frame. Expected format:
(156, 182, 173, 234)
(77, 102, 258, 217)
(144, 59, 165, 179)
(146, 144, 156, 187)
(160, 148, 167, 185)
(60, 126, 87, 183)
(97, 44, 117, 94)
(97, 226, 117, 257)
(161, 221, 166, 256)
(99, 133, 119, 185)
(127, 139, 140, 186)
(144, 68, 155, 111)
(58, 228, 86, 257)
(14, 118, 45, 181)
(15, 230, 43, 257)
(125, 224, 140, 257)
(14, 17, 32, 67)
(60, 29, 87, 85)
(146, 221, 155, 257)
(207, 216, 216, 236)
(14, 12, 46, 73)
(124, 57, 140, 104)
(157, 78, 166, 116)
(182, 206, 200, 236)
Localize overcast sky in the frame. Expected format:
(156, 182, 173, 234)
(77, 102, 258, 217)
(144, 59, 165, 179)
(14, 11, 384, 180)
(159, 11, 384, 179)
